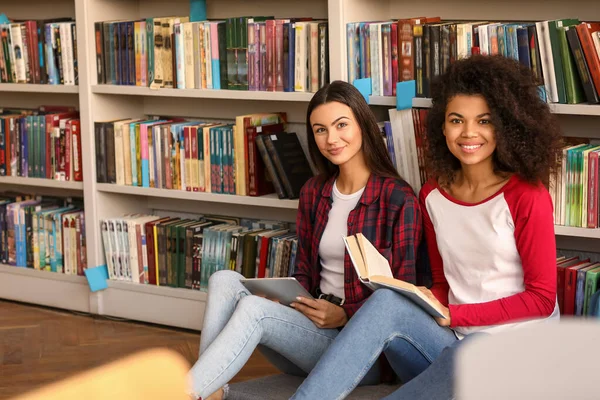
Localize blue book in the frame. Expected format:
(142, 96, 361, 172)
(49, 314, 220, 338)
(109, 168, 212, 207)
(285, 22, 295, 92)
(384, 121, 396, 169)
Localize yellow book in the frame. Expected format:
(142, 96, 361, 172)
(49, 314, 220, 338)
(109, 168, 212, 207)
(135, 21, 142, 86)
(234, 113, 285, 196)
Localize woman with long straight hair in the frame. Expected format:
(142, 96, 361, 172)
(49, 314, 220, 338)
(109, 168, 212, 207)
(187, 80, 423, 400)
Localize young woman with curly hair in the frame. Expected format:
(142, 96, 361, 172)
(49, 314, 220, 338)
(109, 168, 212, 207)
(290, 55, 564, 400)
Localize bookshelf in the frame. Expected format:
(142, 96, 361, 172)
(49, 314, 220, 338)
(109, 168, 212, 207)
(0, 176, 84, 190)
(91, 85, 315, 102)
(0, 84, 79, 94)
(0, 0, 598, 331)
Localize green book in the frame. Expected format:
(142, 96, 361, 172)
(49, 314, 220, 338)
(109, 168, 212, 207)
(558, 25, 585, 104)
(584, 266, 600, 315)
(548, 19, 580, 104)
(146, 18, 155, 87)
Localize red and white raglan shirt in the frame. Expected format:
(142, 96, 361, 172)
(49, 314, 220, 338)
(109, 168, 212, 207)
(419, 175, 560, 338)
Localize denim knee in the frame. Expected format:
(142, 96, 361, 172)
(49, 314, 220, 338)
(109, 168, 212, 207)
(235, 294, 269, 321)
(208, 269, 243, 290)
(365, 288, 413, 312)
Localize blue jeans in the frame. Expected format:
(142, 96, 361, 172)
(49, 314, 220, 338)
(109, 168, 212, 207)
(291, 288, 460, 400)
(187, 270, 380, 399)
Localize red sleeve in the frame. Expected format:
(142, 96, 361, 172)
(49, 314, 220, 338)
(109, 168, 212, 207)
(419, 182, 449, 306)
(449, 182, 557, 328)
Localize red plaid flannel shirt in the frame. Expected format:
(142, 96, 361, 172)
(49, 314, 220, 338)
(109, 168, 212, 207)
(293, 173, 423, 318)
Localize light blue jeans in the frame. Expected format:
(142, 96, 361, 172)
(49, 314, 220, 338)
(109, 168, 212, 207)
(187, 270, 380, 399)
(291, 288, 461, 400)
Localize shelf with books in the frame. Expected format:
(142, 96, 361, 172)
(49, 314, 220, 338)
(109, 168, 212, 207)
(0, 84, 79, 94)
(374, 97, 600, 118)
(0, 263, 91, 313)
(549, 104, 600, 117)
(0, 176, 84, 190)
(555, 226, 600, 239)
(101, 280, 207, 330)
(91, 85, 315, 102)
(96, 183, 301, 210)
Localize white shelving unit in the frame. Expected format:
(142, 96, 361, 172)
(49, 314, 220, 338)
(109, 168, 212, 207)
(0, 176, 84, 190)
(1, 0, 599, 331)
(0, 84, 79, 94)
(92, 85, 315, 102)
(0, 264, 91, 313)
(96, 184, 300, 210)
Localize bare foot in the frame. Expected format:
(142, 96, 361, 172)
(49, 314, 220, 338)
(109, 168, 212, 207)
(205, 387, 224, 400)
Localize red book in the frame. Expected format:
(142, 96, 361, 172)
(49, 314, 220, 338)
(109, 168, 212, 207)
(184, 126, 192, 191)
(564, 262, 593, 315)
(257, 235, 270, 278)
(557, 257, 586, 313)
(4, 118, 11, 177)
(398, 18, 424, 81)
(47, 112, 78, 179)
(71, 119, 83, 181)
(576, 23, 600, 96)
(25, 21, 40, 84)
(65, 119, 73, 181)
(191, 126, 199, 192)
(246, 123, 285, 196)
(266, 20, 276, 91)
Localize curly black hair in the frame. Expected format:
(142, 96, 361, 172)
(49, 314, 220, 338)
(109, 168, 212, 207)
(426, 55, 563, 186)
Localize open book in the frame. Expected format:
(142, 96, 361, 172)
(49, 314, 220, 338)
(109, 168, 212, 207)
(343, 233, 447, 319)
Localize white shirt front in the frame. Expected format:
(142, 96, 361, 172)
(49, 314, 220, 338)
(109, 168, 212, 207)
(318, 181, 365, 300)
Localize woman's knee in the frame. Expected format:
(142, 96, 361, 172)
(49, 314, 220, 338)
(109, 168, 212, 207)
(366, 288, 412, 310)
(208, 269, 243, 290)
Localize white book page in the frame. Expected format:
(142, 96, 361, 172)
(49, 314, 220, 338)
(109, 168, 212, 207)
(360, 235, 393, 279)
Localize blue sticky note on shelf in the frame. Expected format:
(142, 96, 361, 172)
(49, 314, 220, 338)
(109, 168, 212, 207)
(353, 78, 372, 104)
(396, 80, 416, 110)
(190, 0, 207, 22)
(84, 265, 109, 292)
(0, 14, 9, 24)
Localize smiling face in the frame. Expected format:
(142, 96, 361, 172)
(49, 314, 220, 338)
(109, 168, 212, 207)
(443, 94, 497, 169)
(310, 101, 364, 168)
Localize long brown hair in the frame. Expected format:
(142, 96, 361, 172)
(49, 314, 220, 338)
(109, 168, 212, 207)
(306, 80, 400, 180)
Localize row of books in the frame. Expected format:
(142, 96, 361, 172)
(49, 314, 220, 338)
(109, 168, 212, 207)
(550, 140, 600, 228)
(347, 18, 600, 103)
(557, 256, 600, 316)
(94, 16, 329, 93)
(0, 19, 78, 85)
(0, 106, 83, 181)
(94, 112, 314, 199)
(0, 193, 86, 274)
(382, 108, 428, 193)
(100, 214, 297, 291)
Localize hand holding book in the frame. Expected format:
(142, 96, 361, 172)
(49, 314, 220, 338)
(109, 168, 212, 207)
(343, 233, 448, 320)
(418, 286, 451, 327)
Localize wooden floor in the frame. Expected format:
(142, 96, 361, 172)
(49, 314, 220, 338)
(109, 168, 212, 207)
(0, 300, 278, 399)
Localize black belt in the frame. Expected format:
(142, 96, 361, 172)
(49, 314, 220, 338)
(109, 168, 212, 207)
(315, 288, 345, 306)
